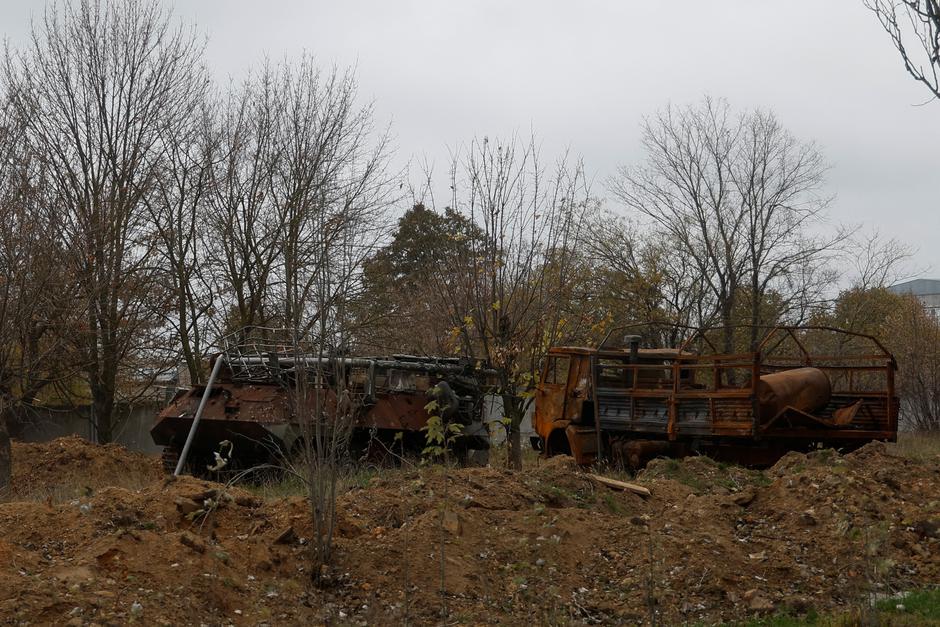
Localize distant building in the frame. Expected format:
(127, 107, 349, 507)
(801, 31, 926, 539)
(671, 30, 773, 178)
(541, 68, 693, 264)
(888, 279, 940, 310)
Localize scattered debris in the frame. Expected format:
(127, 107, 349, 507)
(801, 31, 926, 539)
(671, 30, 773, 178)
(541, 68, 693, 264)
(744, 588, 774, 612)
(585, 472, 652, 497)
(274, 526, 298, 546)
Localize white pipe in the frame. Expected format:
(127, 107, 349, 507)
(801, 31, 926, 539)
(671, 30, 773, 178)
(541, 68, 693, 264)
(174, 356, 225, 476)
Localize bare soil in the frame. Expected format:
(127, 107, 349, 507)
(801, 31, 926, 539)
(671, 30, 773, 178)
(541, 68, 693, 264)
(2, 436, 939, 625)
(10, 436, 162, 501)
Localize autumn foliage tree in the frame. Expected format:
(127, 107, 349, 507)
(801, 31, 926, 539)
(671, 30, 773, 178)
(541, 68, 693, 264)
(355, 203, 483, 355)
(814, 286, 940, 431)
(580, 210, 711, 347)
(810, 236, 936, 431)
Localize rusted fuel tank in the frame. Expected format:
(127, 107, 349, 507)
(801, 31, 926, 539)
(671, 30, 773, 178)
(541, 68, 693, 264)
(756, 367, 831, 423)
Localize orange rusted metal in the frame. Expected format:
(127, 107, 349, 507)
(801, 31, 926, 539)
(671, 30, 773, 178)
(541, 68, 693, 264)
(533, 324, 899, 467)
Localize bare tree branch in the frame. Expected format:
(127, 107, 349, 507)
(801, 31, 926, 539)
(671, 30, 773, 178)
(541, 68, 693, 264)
(866, 0, 940, 99)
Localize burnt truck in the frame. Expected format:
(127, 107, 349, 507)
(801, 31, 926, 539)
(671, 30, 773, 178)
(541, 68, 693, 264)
(533, 325, 899, 468)
(152, 348, 494, 474)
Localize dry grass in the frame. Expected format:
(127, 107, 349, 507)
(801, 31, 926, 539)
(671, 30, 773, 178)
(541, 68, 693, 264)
(12, 467, 158, 504)
(889, 431, 940, 462)
(240, 462, 407, 501)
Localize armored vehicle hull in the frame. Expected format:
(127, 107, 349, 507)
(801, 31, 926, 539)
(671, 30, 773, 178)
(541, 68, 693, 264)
(153, 353, 492, 474)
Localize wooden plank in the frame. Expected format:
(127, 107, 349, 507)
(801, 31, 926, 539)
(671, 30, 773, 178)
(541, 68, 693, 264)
(585, 473, 651, 498)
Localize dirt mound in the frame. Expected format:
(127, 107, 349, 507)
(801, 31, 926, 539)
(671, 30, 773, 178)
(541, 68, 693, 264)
(11, 436, 162, 500)
(639, 453, 769, 495)
(324, 448, 940, 624)
(0, 440, 938, 625)
(0, 473, 316, 624)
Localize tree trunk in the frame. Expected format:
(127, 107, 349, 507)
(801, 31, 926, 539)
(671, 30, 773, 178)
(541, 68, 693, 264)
(178, 300, 203, 386)
(92, 386, 116, 444)
(508, 424, 522, 470)
(503, 393, 524, 470)
(750, 276, 761, 352)
(720, 294, 737, 386)
(721, 298, 735, 354)
(0, 407, 11, 502)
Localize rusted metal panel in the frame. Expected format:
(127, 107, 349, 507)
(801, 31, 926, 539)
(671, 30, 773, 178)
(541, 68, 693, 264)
(361, 392, 437, 431)
(565, 424, 598, 465)
(533, 356, 573, 442)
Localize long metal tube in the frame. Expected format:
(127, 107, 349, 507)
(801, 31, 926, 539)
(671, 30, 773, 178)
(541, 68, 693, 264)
(228, 355, 497, 376)
(174, 356, 225, 476)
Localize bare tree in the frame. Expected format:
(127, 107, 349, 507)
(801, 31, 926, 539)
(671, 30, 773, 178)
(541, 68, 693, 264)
(0, 102, 77, 497)
(264, 57, 395, 579)
(271, 58, 395, 337)
(819, 232, 918, 357)
(443, 135, 590, 469)
(866, 0, 940, 99)
(203, 71, 283, 336)
(3, 0, 207, 442)
(0, 102, 21, 496)
(610, 99, 745, 352)
(581, 210, 710, 346)
(610, 98, 839, 352)
(851, 229, 917, 291)
(145, 97, 216, 386)
(732, 108, 842, 346)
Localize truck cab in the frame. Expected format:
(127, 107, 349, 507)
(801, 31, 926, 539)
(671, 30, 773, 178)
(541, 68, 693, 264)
(534, 338, 687, 465)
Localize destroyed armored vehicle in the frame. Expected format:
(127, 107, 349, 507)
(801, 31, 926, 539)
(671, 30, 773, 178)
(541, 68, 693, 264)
(152, 339, 494, 474)
(534, 325, 899, 468)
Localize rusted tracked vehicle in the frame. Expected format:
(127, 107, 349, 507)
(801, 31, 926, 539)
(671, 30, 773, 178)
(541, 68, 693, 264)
(534, 325, 899, 468)
(152, 344, 493, 474)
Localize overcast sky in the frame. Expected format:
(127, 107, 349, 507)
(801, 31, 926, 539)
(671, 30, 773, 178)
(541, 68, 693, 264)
(2, 0, 938, 279)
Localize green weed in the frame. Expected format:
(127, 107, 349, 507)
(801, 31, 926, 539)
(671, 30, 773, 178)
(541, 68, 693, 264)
(875, 588, 940, 621)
